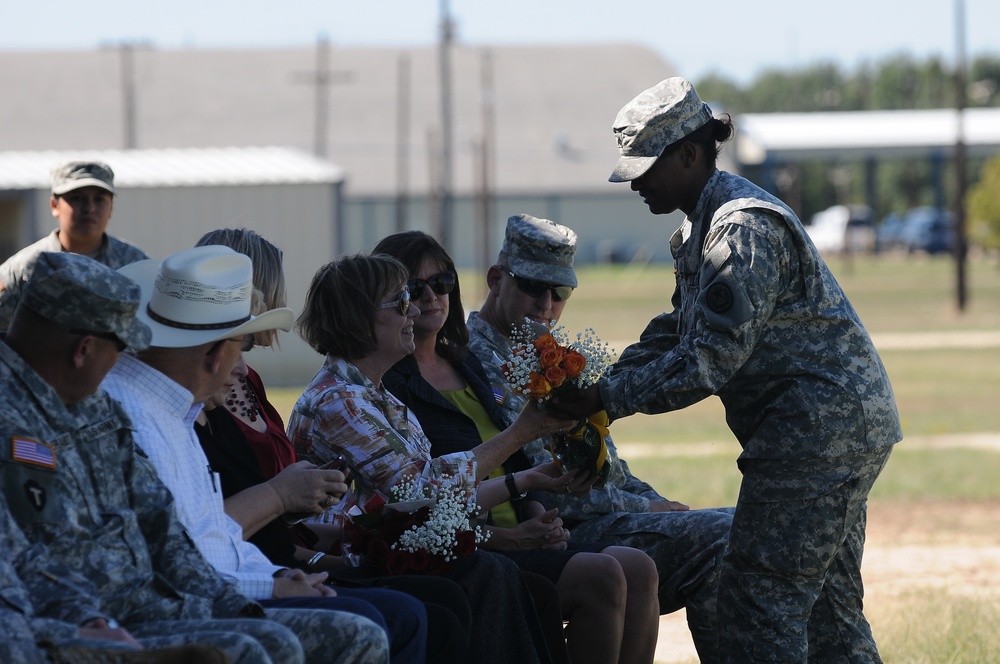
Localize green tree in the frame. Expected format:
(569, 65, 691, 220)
(967, 153, 1000, 251)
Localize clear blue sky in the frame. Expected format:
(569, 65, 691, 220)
(2, 0, 996, 84)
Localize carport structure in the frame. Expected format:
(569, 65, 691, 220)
(735, 107, 1000, 210)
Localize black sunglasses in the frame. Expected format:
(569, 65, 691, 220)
(377, 287, 411, 316)
(407, 271, 456, 300)
(506, 270, 573, 302)
(71, 328, 128, 352)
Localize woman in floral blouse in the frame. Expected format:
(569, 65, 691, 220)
(287, 253, 578, 664)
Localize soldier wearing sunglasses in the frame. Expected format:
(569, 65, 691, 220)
(467, 213, 735, 663)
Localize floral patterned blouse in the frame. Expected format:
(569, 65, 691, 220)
(287, 355, 479, 504)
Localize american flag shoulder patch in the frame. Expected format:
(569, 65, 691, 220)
(11, 436, 56, 469)
(492, 385, 507, 405)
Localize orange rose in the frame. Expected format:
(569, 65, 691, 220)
(561, 350, 586, 378)
(539, 346, 564, 369)
(533, 333, 557, 350)
(526, 372, 552, 399)
(544, 365, 566, 388)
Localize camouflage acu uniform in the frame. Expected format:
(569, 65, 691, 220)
(0, 230, 148, 330)
(0, 341, 311, 664)
(0, 488, 107, 662)
(467, 312, 733, 662)
(602, 169, 902, 662)
(0, 252, 305, 664)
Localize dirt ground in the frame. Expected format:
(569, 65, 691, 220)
(653, 496, 1000, 663)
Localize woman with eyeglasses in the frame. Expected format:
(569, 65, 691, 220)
(375, 231, 660, 664)
(193, 229, 480, 664)
(288, 253, 579, 664)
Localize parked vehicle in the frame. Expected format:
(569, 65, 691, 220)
(897, 207, 954, 255)
(875, 212, 907, 253)
(805, 204, 875, 254)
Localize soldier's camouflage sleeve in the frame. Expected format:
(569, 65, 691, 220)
(600, 215, 782, 421)
(611, 308, 681, 376)
(0, 495, 104, 641)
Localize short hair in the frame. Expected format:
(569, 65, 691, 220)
(297, 253, 408, 360)
(195, 228, 287, 346)
(372, 231, 467, 362)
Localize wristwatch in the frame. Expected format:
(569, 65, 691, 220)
(505, 473, 527, 501)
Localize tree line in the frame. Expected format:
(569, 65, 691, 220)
(694, 54, 1000, 251)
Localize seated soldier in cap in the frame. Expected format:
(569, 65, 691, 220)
(101, 245, 424, 664)
(0, 160, 148, 331)
(466, 213, 735, 663)
(0, 251, 314, 663)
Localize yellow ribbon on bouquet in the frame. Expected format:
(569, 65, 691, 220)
(551, 410, 610, 478)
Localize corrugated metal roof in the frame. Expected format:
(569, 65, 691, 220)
(0, 146, 345, 190)
(737, 108, 1000, 164)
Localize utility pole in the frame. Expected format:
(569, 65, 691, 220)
(476, 50, 496, 275)
(120, 42, 138, 149)
(314, 35, 330, 159)
(954, 0, 969, 311)
(437, 0, 455, 246)
(293, 34, 353, 159)
(395, 54, 411, 232)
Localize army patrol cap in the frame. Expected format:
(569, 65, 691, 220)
(51, 160, 117, 196)
(609, 77, 714, 183)
(20, 252, 152, 351)
(501, 214, 578, 288)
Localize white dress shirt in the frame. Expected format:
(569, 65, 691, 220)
(102, 353, 280, 599)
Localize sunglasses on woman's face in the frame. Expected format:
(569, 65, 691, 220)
(377, 287, 411, 316)
(406, 271, 456, 300)
(506, 270, 573, 302)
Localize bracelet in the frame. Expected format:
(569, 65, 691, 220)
(505, 473, 527, 501)
(306, 552, 327, 569)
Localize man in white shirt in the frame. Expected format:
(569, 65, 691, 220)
(102, 245, 425, 664)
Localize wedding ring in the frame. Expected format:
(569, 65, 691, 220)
(321, 495, 334, 509)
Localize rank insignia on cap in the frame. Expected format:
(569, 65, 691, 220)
(11, 436, 56, 469)
(492, 385, 508, 406)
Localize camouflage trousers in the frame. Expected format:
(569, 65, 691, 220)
(43, 640, 228, 664)
(718, 447, 894, 663)
(568, 506, 735, 663)
(263, 607, 389, 664)
(129, 617, 304, 663)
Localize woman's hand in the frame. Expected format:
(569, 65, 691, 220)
(509, 399, 578, 444)
(268, 460, 349, 515)
(517, 463, 594, 496)
(480, 508, 570, 552)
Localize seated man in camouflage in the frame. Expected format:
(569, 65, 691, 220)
(0, 251, 386, 664)
(467, 214, 735, 663)
(0, 488, 228, 664)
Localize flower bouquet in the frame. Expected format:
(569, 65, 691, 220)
(343, 475, 489, 576)
(502, 321, 615, 480)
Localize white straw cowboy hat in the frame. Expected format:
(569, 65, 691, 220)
(118, 245, 294, 348)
